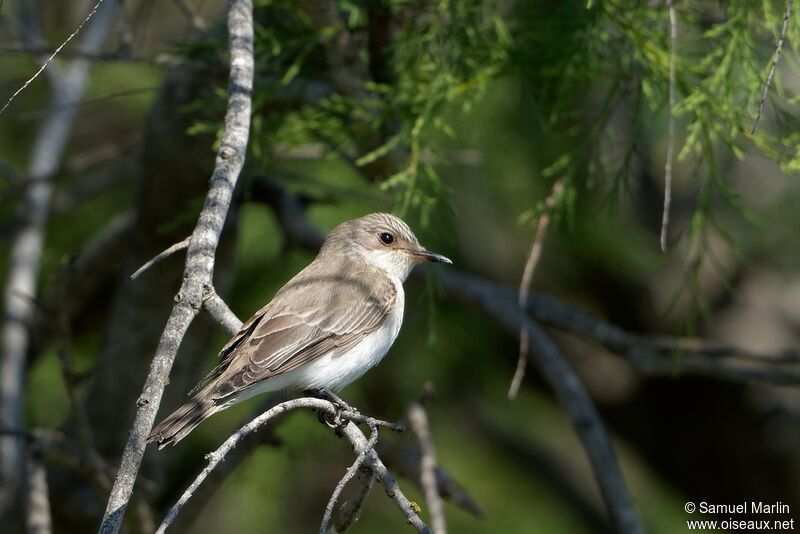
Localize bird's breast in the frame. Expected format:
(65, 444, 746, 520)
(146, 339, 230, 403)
(298, 277, 405, 391)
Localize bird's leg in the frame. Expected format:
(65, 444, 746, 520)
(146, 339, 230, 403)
(303, 388, 404, 433)
(304, 388, 360, 429)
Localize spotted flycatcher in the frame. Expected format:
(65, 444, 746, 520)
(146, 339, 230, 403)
(147, 213, 451, 447)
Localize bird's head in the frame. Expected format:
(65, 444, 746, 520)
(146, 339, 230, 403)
(321, 212, 451, 281)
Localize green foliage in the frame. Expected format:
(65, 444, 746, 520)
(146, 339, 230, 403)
(177, 0, 800, 324)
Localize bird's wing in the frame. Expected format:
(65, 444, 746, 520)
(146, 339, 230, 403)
(200, 268, 397, 401)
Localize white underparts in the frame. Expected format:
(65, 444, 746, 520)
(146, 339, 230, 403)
(227, 275, 405, 405)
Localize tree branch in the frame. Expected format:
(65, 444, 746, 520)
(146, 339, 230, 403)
(321, 424, 379, 534)
(155, 398, 429, 534)
(753, 0, 793, 133)
(438, 271, 642, 533)
(97, 1, 253, 532)
(0, 0, 109, 116)
(330, 465, 376, 533)
(509, 178, 563, 399)
(337, 421, 432, 534)
(24, 450, 52, 534)
(407, 391, 446, 534)
(201, 285, 242, 336)
(522, 319, 642, 534)
(129, 237, 190, 280)
(159, 396, 284, 532)
(660, 0, 677, 251)
(0, 0, 120, 490)
(379, 442, 483, 519)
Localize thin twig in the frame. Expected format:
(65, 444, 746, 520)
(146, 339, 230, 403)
(407, 395, 446, 534)
(436, 272, 642, 533)
(129, 237, 190, 280)
(331, 466, 376, 533)
(661, 0, 677, 252)
(379, 440, 484, 519)
(321, 424, 379, 534)
(753, 0, 794, 134)
(155, 398, 332, 533)
(155, 398, 428, 533)
(337, 423, 432, 533)
(509, 178, 564, 399)
(0, 0, 106, 116)
(160, 396, 284, 532)
(202, 286, 243, 336)
(98, 2, 253, 532)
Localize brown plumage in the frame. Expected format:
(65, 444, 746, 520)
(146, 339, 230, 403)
(146, 213, 451, 448)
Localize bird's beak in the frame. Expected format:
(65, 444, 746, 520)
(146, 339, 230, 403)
(412, 248, 452, 264)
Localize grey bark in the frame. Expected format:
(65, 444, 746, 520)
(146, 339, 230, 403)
(98, 1, 254, 532)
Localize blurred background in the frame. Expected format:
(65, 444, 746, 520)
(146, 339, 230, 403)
(1, 0, 799, 532)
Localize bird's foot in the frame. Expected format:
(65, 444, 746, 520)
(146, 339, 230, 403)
(305, 388, 358, 430)
(303, 388, 405, 433)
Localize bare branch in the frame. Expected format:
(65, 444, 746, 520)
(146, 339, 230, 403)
(24, 451, 52, 534)
(0, 0, 106, 116)
(753, 0, 793, 134)
(331, 466, 376, 533)
(509, 178, 564, 399)
(523, 290, 800, 380)
(436, 272, 642, 534)
(1, 0, 119, 486)
(161, 396, 284, 531)
(155, 398, 429, 534)
(379, 441, 484, 519)
(202, 285, 242, 336)
(321, 424, 379, 534)
(337, 422, 432, 534)
(129, 237, 190, 280)
(626, 348, 800, 385)
(5, 424, 156, 534)
(407, 391, 446, 534)
(98, 2, 254, 532)
(469, 411, 613, 533)
(155, 398, 329, 533)
(660, 0, 677, 252)
(524, 320, 641, 533)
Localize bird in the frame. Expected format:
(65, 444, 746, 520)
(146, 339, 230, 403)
(147, 212, 451, 448)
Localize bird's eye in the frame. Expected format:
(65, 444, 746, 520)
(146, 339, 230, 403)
(379, 232, 394, 245)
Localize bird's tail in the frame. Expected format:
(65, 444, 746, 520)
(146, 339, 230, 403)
(146, 390, 218, 449)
